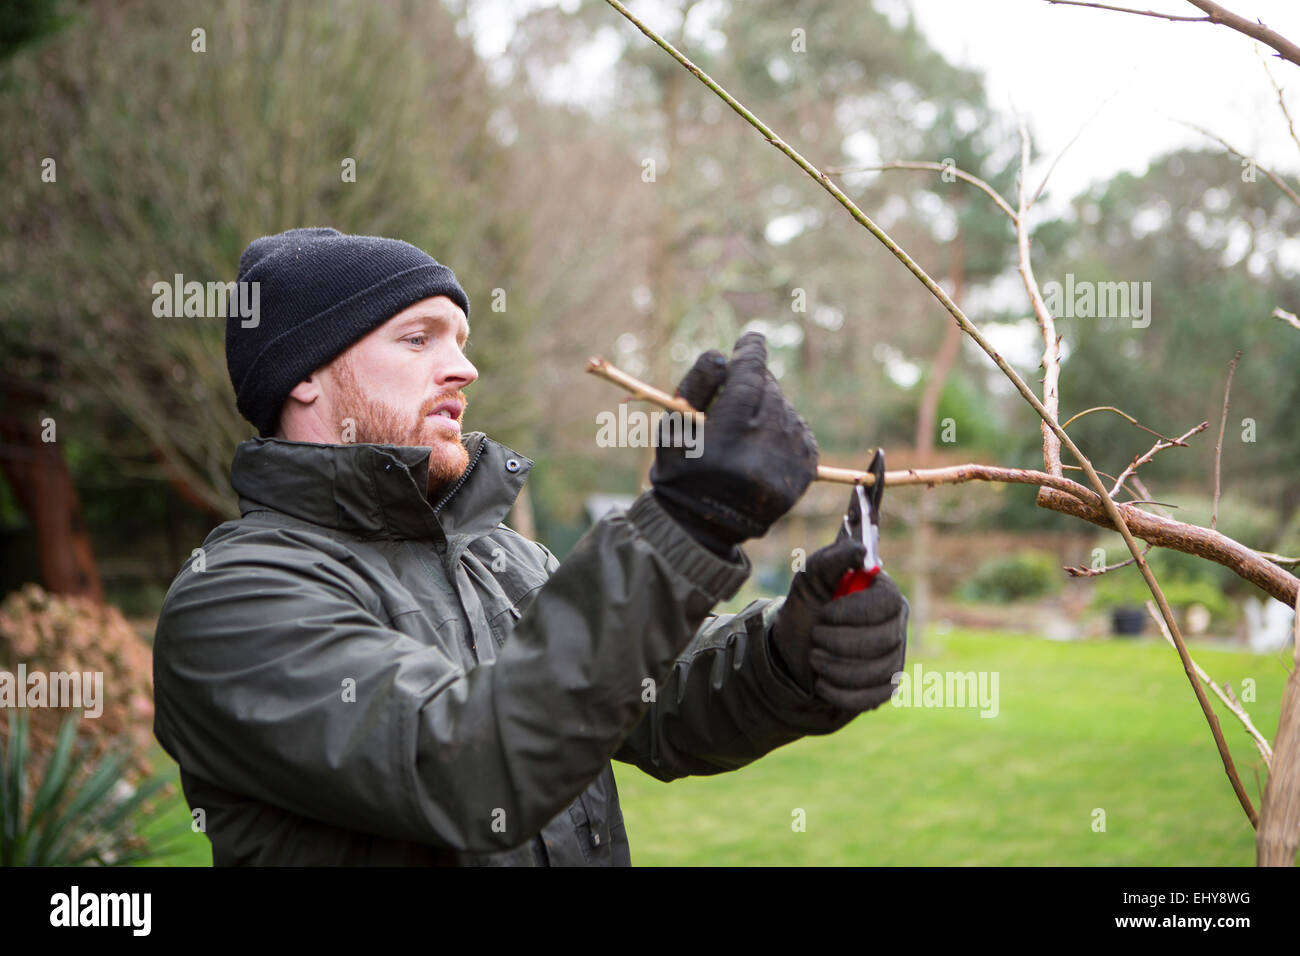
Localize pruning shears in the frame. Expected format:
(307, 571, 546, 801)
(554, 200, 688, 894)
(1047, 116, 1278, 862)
(833, 448, 885, 599)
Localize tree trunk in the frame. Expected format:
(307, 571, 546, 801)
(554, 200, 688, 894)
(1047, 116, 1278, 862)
(0, 385, 103, 601)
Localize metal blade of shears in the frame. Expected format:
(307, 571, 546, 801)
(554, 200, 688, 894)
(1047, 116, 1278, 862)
(833, 448, 885, 598)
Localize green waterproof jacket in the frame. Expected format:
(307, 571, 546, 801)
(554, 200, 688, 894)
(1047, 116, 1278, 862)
(152, 432, 859, 865)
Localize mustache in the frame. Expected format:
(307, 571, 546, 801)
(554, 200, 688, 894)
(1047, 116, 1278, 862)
(418, 391, 470, 418)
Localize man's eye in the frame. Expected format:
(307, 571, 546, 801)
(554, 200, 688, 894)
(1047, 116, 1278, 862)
(405, 335, 426, 347)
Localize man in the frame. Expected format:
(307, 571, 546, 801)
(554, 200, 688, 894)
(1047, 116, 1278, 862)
(152, 227, 909, 866)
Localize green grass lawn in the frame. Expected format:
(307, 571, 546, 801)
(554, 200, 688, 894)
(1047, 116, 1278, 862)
(133, 627, 1292, 866)
(134, 746, 211, 866)
(613, 627, 1291, 866)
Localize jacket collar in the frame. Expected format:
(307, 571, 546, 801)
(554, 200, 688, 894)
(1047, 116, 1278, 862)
(230, 431, 534, 543)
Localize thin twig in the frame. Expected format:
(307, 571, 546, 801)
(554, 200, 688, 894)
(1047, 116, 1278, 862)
(1064, 541, 1153, 577)
(1259, 52, 1300, 159)
(1063, 464, 1170, 511)
(1042, 0, 1300, 69)
(1060, 405, 1191, 445)
(1212, 350, 1241, 530)
(587, 356, 1086, 494)
(1016, 118, 1064, 479)
(1031, 90, 1119, 207)
(1145, 601, 1273, 767)
(585, 356, 703, 421)
(1180, 121, 1300, 209)
(1109, 421, 1209, 499)
(1043, 1, 1209, 22)
(825, 161, 1019, 225)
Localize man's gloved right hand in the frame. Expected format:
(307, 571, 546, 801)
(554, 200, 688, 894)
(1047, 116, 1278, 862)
(650, 331, 819, 558)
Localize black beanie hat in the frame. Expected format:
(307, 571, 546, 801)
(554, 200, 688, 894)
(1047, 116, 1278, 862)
(225, 227, 471, 437)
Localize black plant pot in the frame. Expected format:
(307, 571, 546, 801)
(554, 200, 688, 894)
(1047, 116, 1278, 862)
(1111, 606, 1146, 636)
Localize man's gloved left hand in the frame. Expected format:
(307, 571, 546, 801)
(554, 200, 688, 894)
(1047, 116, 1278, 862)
(769, 532, 909, 711)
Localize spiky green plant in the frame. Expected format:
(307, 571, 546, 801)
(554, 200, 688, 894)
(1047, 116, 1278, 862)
(0, 711, 188, 866)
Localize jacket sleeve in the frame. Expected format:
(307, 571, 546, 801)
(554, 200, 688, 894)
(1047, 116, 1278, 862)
(608, 595, 860, 781)
(152, 490, 748, 855)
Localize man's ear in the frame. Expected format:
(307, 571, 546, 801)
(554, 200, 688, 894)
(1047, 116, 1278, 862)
(287, 374, 321, 405)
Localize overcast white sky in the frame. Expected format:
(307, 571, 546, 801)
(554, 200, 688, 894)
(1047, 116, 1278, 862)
(903, 0, 1300, 202)
(468, 0, 1300, 202)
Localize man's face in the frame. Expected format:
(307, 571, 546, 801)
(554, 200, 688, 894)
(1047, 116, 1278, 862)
(320, 296, 477, 498)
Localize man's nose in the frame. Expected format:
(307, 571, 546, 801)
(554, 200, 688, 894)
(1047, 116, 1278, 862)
(436, 344, 478, 390)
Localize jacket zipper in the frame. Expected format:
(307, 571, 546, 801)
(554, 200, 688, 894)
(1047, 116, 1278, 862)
(431, 438, 486, 514)
(429, 439, 487, 664)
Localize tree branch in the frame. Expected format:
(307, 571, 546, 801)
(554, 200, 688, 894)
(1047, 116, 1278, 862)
(1043, 1, 1211, 23)
(1016, 119, 1065, 479)
(1184, 0, 1300, 70)
(603, 0, 1263, 828)
(1212, 350, 1241, 530)
(1043, 0, 1300, 69)
(824, 161, 1019, 225)
(1109, 421, 1208, 499)
(587, 357, 1298, 608)
(1180, 121, 1300, 209)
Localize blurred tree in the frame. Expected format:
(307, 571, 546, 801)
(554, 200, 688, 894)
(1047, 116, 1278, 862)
(0, 0, 101, 600)
(1036, 148, 1300, 546)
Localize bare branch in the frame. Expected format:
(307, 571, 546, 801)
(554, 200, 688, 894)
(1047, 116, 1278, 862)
(589, 357, 1298, 608)
(1130, 475, 1174, 520)
(1043, 0, 1300, 69)
(1180, 121, 1300, 209)
(1258, 51, 1300, 159)
(1184, 0, 1300, 71)
(1061, 405, 1196, 446)
(1212, 350, 1242, 530)
(1043, 1, 1210, 23)
(1031, 90, 1119, 207)
(1016, 118, 1065, 478)
(1109, 421, 1209, 499)
(825, 161, 1019, 225)
(584, 356, 703, 422)
(1039, 485, 1297, 608)
(1065, 541, 1153, 577)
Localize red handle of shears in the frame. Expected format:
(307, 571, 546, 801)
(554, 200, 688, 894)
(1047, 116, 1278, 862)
(834, 565, 880, 599)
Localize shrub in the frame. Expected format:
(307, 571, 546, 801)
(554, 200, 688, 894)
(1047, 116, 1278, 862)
(956, 550, 1063, 602)
(0, 711, 185, 866)
(0, 584, 155, 785)
(1089, 566, 1231, 619)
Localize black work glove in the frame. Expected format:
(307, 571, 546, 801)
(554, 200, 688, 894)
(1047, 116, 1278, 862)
(650, 331, 819, 558)
(769, 528, 909, 711)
